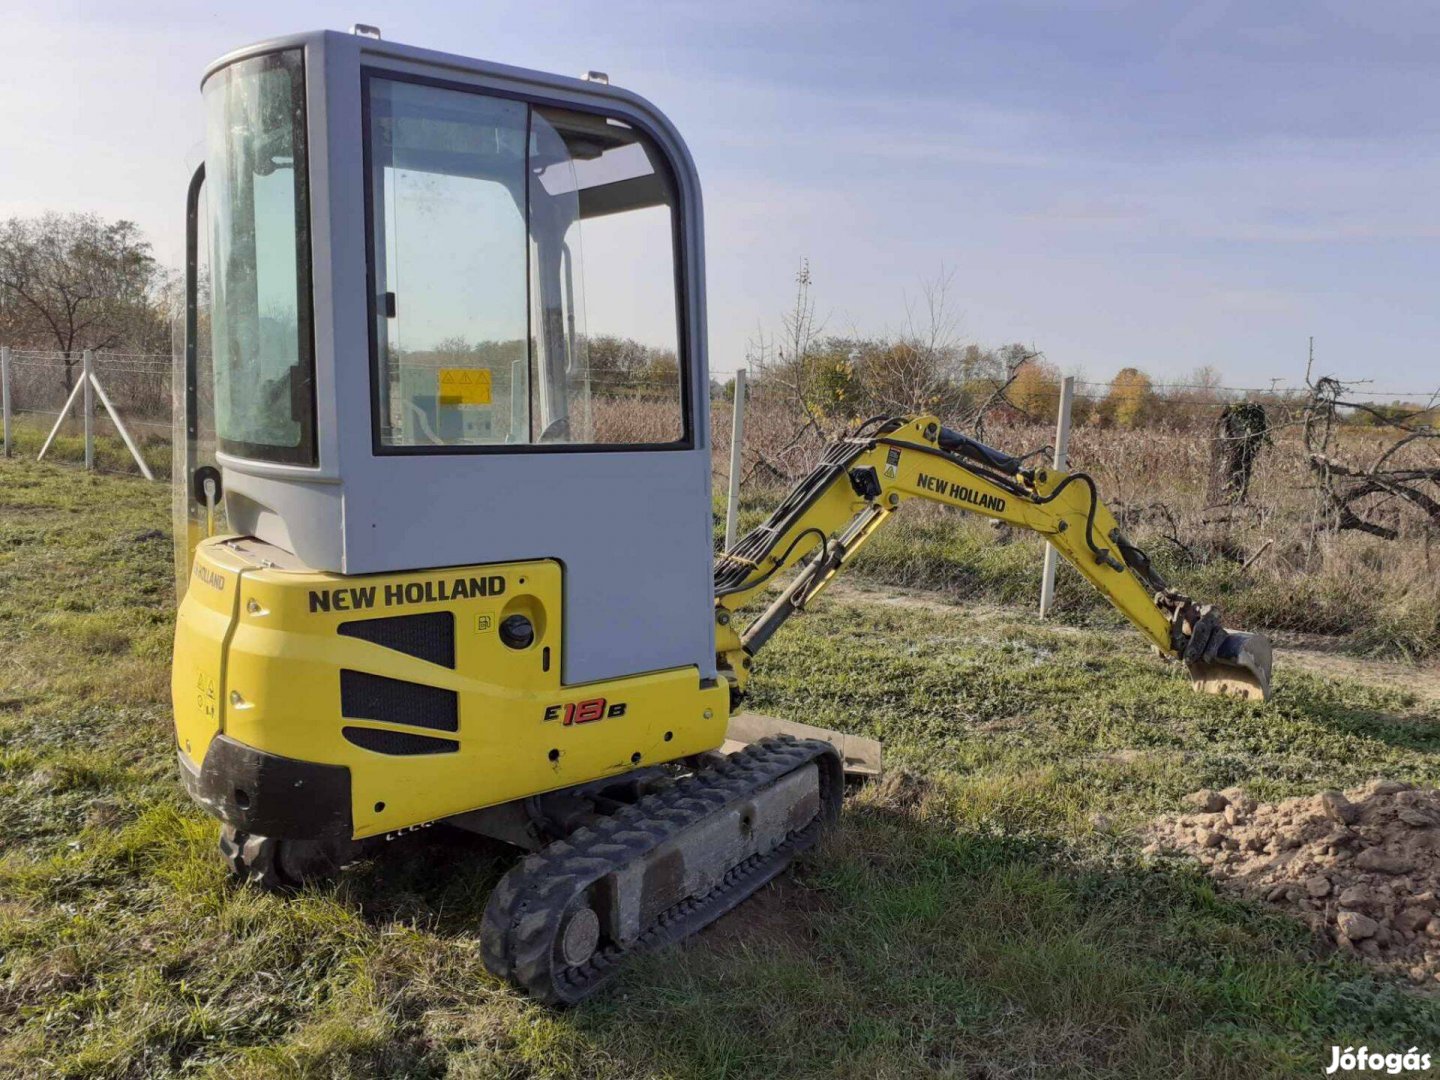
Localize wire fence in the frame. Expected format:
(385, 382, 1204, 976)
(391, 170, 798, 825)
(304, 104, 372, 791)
(5, 344, 1432, 639)
(1, 348, 172, 477)
(3, 345, 1433, 525)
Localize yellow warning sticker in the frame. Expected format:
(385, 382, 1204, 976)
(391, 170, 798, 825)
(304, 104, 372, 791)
(437, 368, 492, 406)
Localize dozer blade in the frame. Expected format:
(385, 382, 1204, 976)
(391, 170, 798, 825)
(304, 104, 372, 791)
(1186, 631, 1273, 702)
(723, 712, 883, 779)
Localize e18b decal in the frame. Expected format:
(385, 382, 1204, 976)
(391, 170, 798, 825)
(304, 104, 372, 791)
(544, 698, 628, 725)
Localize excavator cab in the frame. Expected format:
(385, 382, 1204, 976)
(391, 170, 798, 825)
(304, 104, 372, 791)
(173, 28, 1270, 1005)
(176, 31, 713, 687)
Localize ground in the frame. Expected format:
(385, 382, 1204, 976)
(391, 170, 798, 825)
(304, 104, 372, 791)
(3, 456, 1440, 1078)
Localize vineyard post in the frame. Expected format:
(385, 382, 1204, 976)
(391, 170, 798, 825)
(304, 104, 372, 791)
(1039, 375, 1076, 618)
(724, 367, 749, 550)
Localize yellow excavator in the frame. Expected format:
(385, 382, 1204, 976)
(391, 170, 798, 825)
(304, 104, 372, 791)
(172, 28, 1272, 1004)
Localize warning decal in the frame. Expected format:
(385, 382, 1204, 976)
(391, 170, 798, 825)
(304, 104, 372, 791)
(437, 368, 492, 406)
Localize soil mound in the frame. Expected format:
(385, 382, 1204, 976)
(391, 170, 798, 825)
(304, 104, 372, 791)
(1147, 781, 1440, 984)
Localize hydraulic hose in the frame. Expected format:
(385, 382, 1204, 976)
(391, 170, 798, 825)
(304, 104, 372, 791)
(936, 425, 1024, 474)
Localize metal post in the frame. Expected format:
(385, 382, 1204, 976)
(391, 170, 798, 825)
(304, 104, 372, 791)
(1, 347, 11, 458)
(1039, 375, 1076, 619)
(89, 369, 156, 481)
(724, 368, 748, 551)
(510, 358, 526, 442)
(38, 376, 86, 461)
(82, 350, 95, 470)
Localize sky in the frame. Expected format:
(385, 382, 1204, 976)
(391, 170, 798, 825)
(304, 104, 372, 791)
(2, 1, 1437, 396)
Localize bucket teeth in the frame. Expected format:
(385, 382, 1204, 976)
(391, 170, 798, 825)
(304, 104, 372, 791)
(1186, 631, 1273, 702)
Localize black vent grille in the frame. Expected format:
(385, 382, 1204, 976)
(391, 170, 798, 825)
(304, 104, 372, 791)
(339, 611, 455, 668)
(342, 726, 458, 756)
(340, 670, 458, 732)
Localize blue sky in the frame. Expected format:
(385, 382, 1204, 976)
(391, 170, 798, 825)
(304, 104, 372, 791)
(3, 1, 1437, 394)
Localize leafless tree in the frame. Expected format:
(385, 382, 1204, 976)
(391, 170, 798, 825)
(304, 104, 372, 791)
(858, 266, 966, 415)
(1303, 374, 1440, 540)
(746, 260, 832, 476)
(0, 212, 166, 391)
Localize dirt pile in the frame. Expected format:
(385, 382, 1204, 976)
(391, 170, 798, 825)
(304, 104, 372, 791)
(1146, 781, 1440, 983)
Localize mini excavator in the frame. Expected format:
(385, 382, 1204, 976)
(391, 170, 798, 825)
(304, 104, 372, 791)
(172, 29, 1273, 1004)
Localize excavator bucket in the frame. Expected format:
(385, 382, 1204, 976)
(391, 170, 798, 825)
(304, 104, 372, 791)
(1186, 631, 1273, 702)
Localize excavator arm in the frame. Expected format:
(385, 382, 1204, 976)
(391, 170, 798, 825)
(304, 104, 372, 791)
(714, 415, 1272, 701)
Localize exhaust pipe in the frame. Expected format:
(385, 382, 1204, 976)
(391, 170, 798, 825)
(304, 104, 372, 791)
(1186, 631, 1273, 702)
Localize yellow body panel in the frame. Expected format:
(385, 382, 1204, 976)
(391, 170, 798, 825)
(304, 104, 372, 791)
(172, 543, 250, 764)
(173, 538, 728, 839)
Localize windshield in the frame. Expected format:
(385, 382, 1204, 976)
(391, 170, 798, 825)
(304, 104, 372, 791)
(203, 49, 316, 465)
(365, 75, 685, 451)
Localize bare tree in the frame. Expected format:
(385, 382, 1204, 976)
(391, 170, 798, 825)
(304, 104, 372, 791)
(1303, 374, 1440, 540)
(858, 266, 966, 415)
(748, 258, 829, 446)
(0, 212, 166, 391)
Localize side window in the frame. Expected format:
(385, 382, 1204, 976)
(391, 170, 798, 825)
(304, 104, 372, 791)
(205, 49, 316, 465)
(368, 80, 529, 447)
(365, 75, 686, 450)
(529, 107, 683, 445)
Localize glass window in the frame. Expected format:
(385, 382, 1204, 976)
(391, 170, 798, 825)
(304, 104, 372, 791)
(366, 76, 685, 450)
(203, 50, 315, 465)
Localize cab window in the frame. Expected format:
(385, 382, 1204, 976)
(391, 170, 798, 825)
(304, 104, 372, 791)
(204, 49, 316, 465)
(364, 74, 686, 450)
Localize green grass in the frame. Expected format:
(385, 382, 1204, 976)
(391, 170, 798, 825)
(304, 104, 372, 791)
(4, 456, 1440, 1078)
(4, 416, 171, 479)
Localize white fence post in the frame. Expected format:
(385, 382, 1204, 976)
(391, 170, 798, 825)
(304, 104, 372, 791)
(1039, 375, 1076, 619)
(38, 368, 87, 462)
(1, 347, 11, 458)
(724, 368, 748, 551)
(88, 366, 157, 481)
(83, 350, 95, 470)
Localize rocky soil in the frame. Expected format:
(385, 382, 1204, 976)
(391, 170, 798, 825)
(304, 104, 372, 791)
(1146, 781, 1440, 984)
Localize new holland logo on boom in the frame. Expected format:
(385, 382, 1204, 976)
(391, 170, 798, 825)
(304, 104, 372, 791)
(915, 472, 1007, 513)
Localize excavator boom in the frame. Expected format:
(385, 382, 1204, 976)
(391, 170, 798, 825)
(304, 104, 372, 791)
(714, 416, 1273, 702)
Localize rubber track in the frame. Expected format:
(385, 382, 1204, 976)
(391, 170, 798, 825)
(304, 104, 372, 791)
(480, 735, 843, 1005)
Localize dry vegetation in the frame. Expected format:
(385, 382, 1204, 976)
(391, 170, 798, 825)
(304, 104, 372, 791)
(14, 345, 1438, 662)
(711, 378, 1440, 661)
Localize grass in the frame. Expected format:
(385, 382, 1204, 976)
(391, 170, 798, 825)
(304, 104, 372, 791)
(3, 416, 171, 479)
(4, 456, 1440, 1078)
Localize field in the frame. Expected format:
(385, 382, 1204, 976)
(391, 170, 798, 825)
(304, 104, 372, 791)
(719, 400, 1440, 663)
(3, 455, 1440, 1078)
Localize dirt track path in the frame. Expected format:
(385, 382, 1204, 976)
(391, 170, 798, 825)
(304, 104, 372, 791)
(1278, 645, 1440, 705)
(827, 581, 1440, 706)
